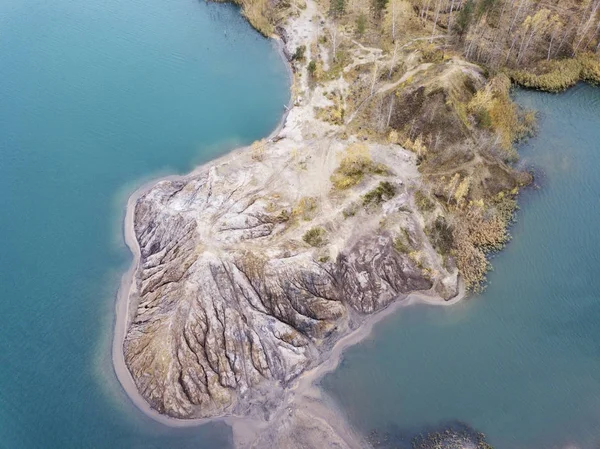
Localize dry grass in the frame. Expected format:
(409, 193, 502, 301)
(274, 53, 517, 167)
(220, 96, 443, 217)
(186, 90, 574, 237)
(451, 198, 516, 290)
(223, 0, 275, 36)
(293, 196, 318, 220)
(510, 58, 583, 92)
(330, 143, 389, 190)
(414, 189, 435, 212)
(510, 54, 600, 92)
(251, 139, 267, 161)
(468, 74, 531, 160)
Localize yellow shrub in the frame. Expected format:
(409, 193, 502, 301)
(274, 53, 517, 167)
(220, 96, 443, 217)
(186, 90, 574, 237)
(330, 143, 389, 190)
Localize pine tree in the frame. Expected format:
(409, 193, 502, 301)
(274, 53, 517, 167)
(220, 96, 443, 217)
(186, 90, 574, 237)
(329, 0, 346, 17)
(454, 0, 475, 36)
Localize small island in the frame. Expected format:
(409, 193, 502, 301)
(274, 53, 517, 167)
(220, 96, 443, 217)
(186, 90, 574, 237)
(114, 0, 600, 446)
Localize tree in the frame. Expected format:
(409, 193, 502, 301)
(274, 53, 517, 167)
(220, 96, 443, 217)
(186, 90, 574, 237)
(330, 0, 346, 17)
(546, 14, 563, 60)
(454, 0, 475, 37)
(516, 9, 551, 64)
(383, 0, 414, 41)
(573, 0, 600, 55)
(372, 0, 388, 18)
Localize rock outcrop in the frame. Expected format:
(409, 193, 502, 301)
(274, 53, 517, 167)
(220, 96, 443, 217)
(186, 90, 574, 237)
(119, 0, 474, 423)
(123, 134, 454, 418)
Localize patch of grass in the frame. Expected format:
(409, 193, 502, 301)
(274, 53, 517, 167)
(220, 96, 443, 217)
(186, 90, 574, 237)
(452, 201, 513, 291)
(303, 227, 327, 247)
(315, 90, 345, 125)
(315, 104, 345, 125)
(362, 181, 396, 206)
(321, 49, 351, 81)
(318, 254, 331, 263)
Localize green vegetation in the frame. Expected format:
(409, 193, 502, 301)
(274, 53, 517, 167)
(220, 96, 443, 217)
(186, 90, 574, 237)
(329, 0, 345, 17)
(372, 0, 388, 18)
(468, 74, 534, 158)
(362, 181, 396, 206)
(315, 90, 345, 124)
(342, 202, 359, 218)
(356, 13, 366, 37)
(427, 216, 454, 255)
(393, 229, 412, 253)
(307, 60, 317, 78)
(292, 45, 306, 62)
(454, 0, 474, 36)
(303, 227, 327, 247)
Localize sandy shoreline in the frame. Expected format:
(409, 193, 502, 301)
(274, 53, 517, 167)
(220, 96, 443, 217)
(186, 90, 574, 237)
(111, 162, 465, 430)
(110, 34, 295, 430)
(109, 8, 467, 446)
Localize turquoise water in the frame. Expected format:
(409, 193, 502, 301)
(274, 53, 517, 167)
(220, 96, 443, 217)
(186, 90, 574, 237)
(322, 83, 600, 448)
(0, 0, 288, 447)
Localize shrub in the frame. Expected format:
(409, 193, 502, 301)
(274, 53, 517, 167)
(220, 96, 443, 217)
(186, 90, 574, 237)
(468, 74, 527, 159)
(250, 139, 267, 161)
(303, 227, 327, 247)
(363, 181, 396, 206)
(452, 202, 513, 290)
(356, 13, 367, 37)
(393, 234, 411, 253)
(510, 58, 582, 92)
(454, 0, 474, 36)
(342, 203, 359, 218)
(292, 45, 306, 62)
(414, 190, 435, 212)
(293, 196, 318, 221)
(307, 60, 317, 77)
(427, 216, 454, 255)
(330, 144, 389, 190)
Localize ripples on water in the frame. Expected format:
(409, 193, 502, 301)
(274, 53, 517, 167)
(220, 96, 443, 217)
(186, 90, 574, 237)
(322, 83, 600, 449)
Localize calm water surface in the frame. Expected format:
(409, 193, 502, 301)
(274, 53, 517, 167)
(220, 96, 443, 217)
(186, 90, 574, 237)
(0, 0, 288, 447)
(322, 83, 600, 449)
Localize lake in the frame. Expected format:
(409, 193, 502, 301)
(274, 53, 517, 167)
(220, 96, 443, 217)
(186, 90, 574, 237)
(322, 84, 600, 449)
(0, 0, 289, 447)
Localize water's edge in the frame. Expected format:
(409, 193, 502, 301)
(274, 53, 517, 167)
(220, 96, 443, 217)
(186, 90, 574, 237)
(110, 35, 294, 428)
(109, 29, 466, 435)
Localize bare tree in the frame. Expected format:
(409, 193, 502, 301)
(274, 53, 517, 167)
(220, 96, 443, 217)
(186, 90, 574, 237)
(573, 0, 600, 54)
(431, 0, 443, 42)
(329, 23, 339, 62)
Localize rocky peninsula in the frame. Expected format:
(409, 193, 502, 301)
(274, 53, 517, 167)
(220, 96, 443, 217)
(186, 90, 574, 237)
(114, 0, 600, 446)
